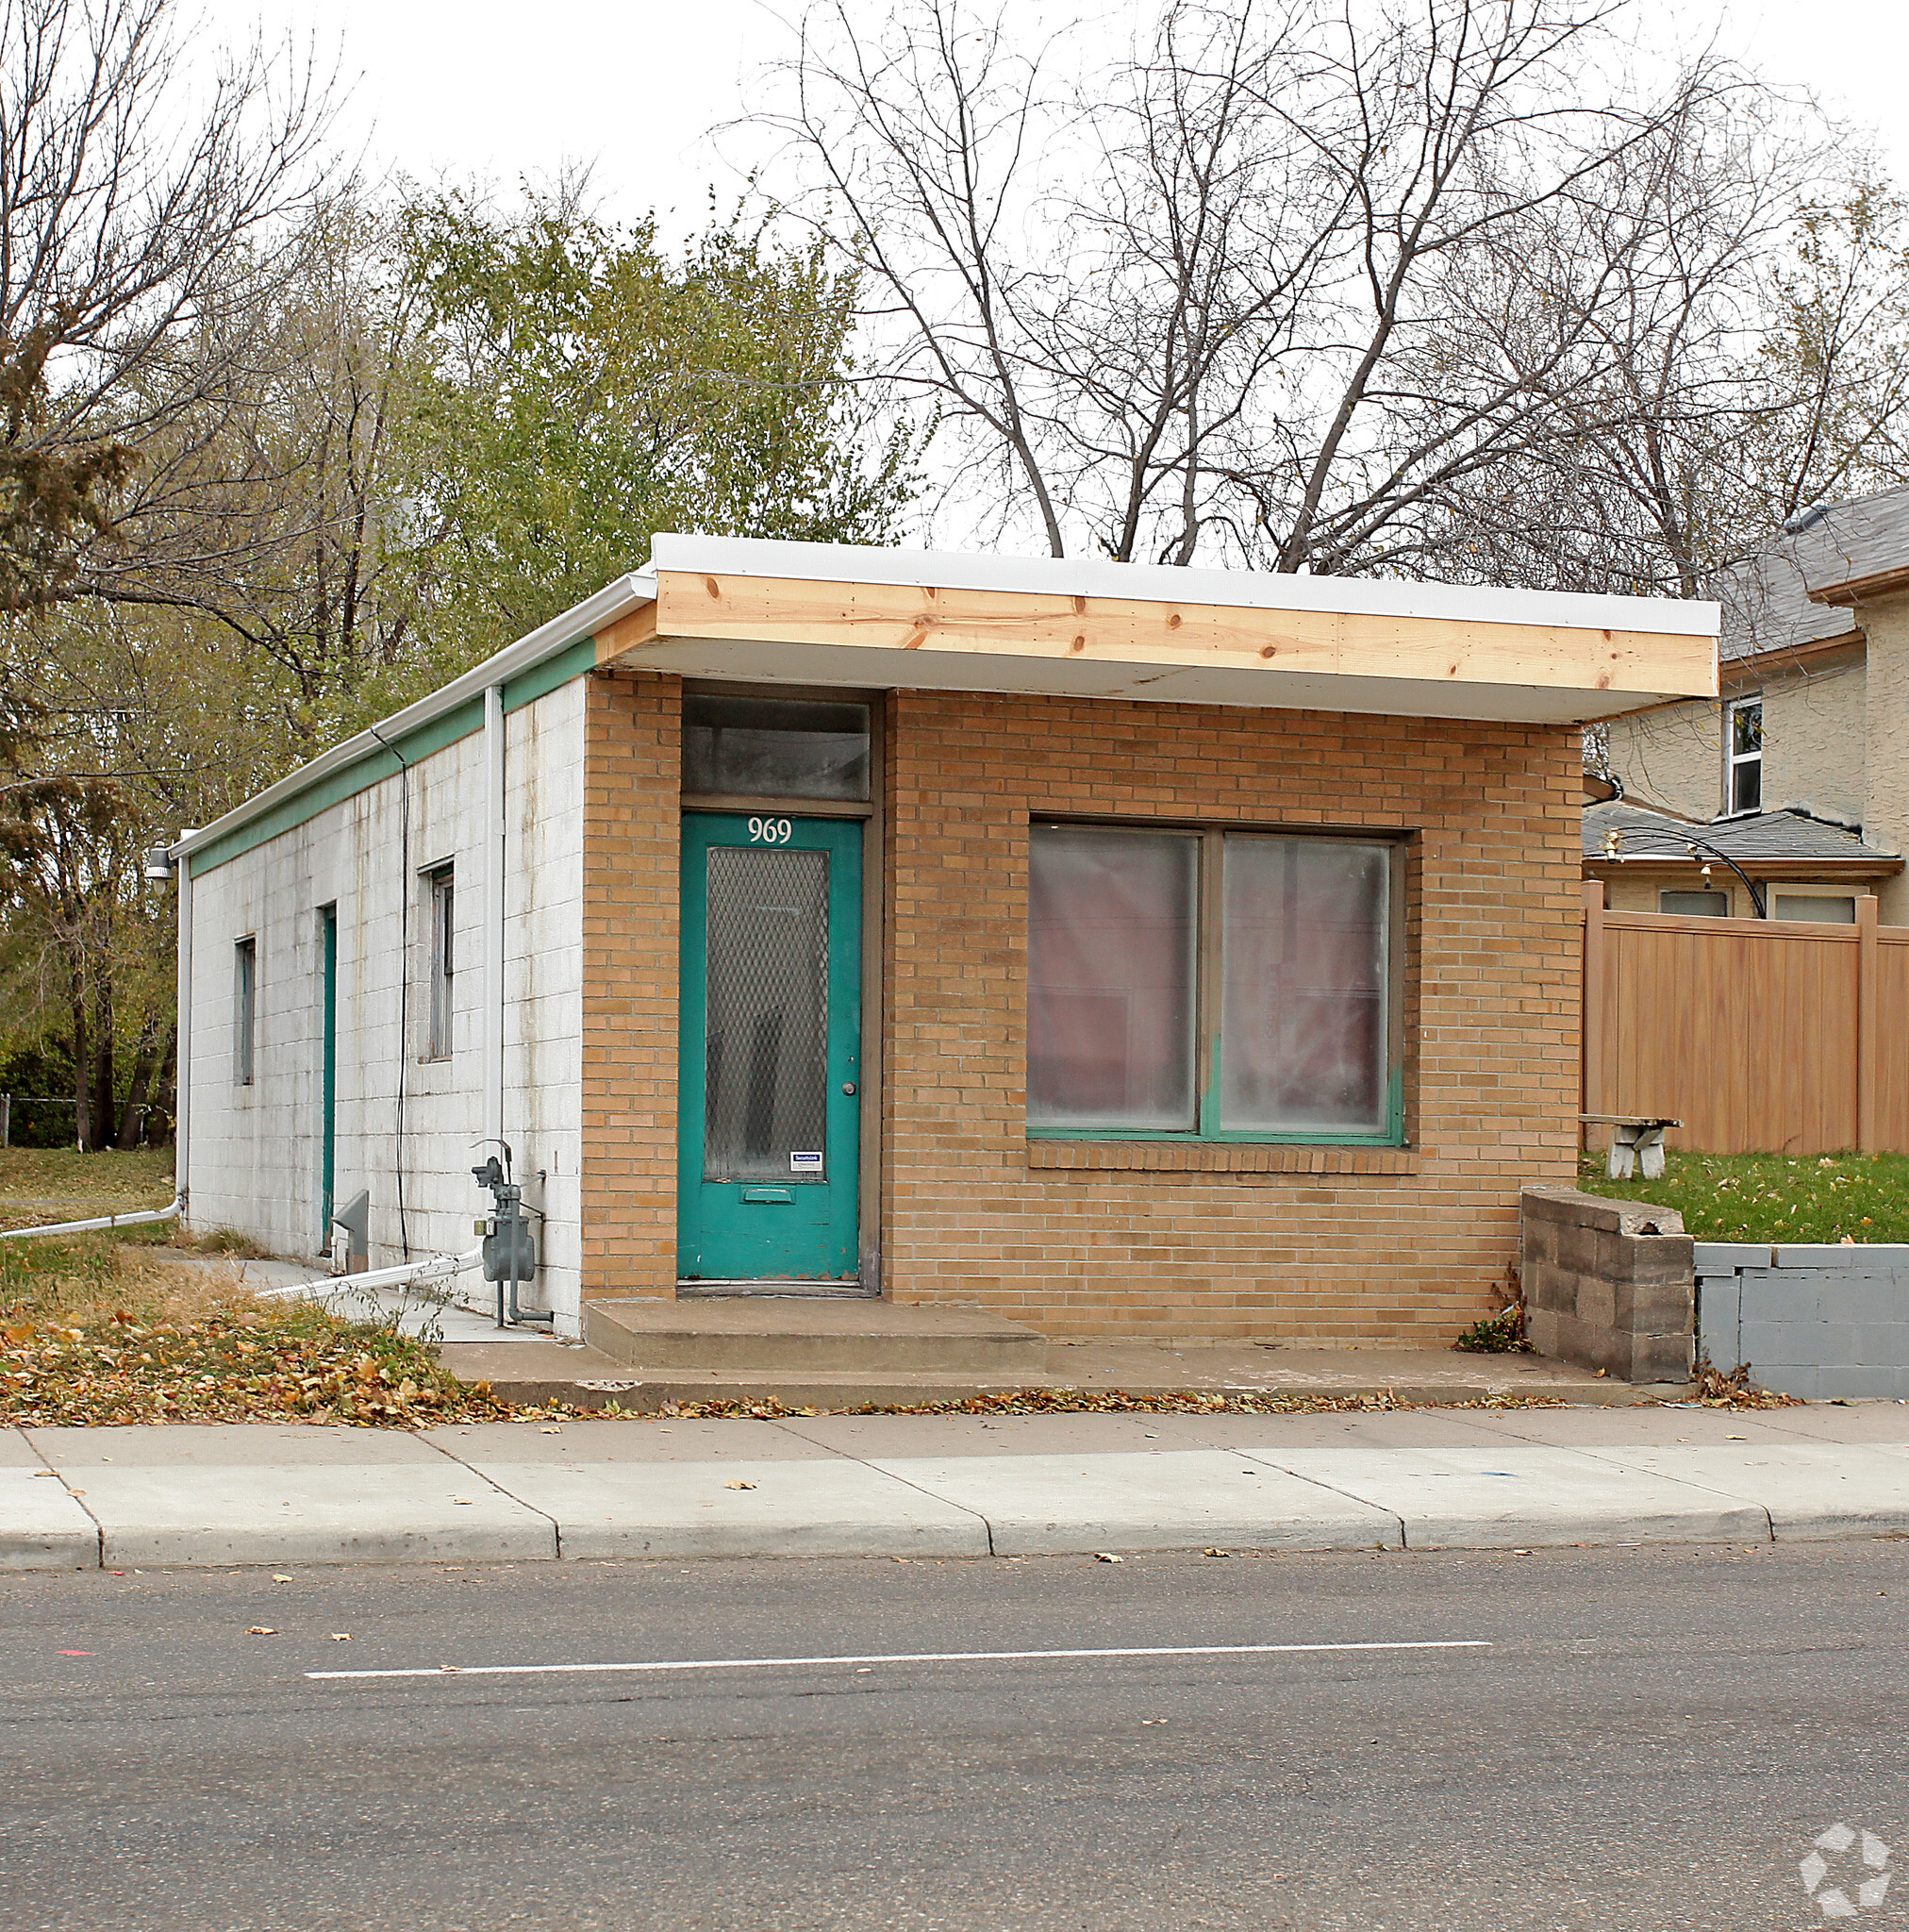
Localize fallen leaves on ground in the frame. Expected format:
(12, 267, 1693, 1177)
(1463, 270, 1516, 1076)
(640, 1387, 1579, 1422)
(0, 1301, 524, 1426)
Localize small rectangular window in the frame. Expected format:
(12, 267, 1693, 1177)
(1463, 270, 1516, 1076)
(682, 693, 871, 800)
(1658, 890, 1730, 917)
(427, 867, 455, 1059)
(234, 937, 257, 1085)
(1027, 824, 1399, 1141)
(1727, 698, 1762, 815)
(1773, 893, 1856, 924)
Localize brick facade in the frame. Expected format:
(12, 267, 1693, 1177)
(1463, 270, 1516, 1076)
(580, 674, 1583, 1340)
(579, 670, 682, 1297)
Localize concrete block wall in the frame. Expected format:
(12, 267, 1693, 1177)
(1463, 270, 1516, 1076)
(1519, 1186, 1695, 1382)
(1697, 1242, 1909, 1398)
(184, 678, 588, 1329)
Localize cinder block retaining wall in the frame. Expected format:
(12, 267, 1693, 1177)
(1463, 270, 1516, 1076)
(1696, 1244, 1909, 1400)
(1519, 1187, 1695, 1383)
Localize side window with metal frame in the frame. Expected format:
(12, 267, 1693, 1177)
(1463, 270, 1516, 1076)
(1726, 697, 1762, 815)
(234, 936, 257, 1085)
(426, 866, 455, 1060)
(1026, 824, 1402, 1141)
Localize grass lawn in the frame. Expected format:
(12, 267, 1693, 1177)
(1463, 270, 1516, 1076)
(1577, 1149, 1909, 1243)
(0, 1146, 174, 1231)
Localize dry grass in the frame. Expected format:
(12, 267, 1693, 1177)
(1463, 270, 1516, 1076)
(0, 1233, 528, 1427)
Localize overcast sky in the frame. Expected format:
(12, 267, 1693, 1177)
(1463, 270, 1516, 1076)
(200, 0, 1909, 234)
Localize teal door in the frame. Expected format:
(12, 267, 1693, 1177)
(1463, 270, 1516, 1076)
(677, 813, 863, 1284)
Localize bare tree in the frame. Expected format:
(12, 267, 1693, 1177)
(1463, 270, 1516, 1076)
(0, 0, 340, 610)
(770, 0, 1886, 583)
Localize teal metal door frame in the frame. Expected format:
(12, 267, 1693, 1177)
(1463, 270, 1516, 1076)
(677, 812, 864, 1286)
(318, 904, 337, 1246)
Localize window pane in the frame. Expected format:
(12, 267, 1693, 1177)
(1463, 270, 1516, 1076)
(683, 694, 871, 800)
(1220, 837, 1389, 1134)
(1732, 702, 1762, 758)
(1731, 758, 1762, 813)
(1027, 826, 1197, 1130)
(1774, 894, 1855, 924)
(1659, 891, 1730, 917)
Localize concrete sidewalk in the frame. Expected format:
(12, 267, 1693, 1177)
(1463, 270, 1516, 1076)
(9, 1403, 1909, 1572)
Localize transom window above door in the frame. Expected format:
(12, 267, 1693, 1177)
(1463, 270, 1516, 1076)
(682, 693, 871, 801)
(1026, 823, 1403, 1143)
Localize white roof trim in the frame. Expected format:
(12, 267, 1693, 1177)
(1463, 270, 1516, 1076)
(646, 534, 1719, 639)
(168, 572, 656, 862)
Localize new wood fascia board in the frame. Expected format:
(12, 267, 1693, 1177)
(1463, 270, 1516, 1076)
(634, 570, 1717, 713)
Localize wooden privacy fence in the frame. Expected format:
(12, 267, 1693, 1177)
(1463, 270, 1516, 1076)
(1581, 882, 1909, 1157)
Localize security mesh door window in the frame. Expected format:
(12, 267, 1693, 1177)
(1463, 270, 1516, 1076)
(703, 846, 831, 1181)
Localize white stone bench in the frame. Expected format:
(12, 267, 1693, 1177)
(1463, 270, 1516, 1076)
(1579, 1113, 1681, 1182)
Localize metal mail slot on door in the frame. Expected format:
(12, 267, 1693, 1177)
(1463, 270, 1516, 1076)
(740, 1188, 796, 1205)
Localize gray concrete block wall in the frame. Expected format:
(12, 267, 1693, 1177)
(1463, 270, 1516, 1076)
(1694, 1242, 1909, 1399)
(1520, 1188, 1695, 1383)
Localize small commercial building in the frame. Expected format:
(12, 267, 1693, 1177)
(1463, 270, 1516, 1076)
(168, 537, 1716, 1342)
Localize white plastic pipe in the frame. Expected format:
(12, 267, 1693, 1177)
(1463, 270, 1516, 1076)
(174, 836, 193, 1229)
(483, 684, 505, 1154)
(252, 1244, 484, 1303)
(0, 1198, 182, 1241)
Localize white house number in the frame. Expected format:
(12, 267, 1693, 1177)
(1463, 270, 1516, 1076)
(747, 817, 794, 843)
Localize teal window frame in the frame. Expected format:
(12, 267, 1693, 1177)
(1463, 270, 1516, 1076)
(1024, 820, 1408, 1148)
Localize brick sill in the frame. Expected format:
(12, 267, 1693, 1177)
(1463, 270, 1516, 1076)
(1027, 1141, 1419, 1174)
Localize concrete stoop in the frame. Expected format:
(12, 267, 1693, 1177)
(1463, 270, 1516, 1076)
(432, 1297, 1666, 1411)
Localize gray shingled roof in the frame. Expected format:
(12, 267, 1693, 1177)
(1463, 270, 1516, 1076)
(1716, 484, 1909, 662)
(1584, 799, 1900, 867)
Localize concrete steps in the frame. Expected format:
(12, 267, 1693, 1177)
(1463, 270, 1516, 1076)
(582, 1296, 1050, 1377)
(433, 1308, 1668, 1413)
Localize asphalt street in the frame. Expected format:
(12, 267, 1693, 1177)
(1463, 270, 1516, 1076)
(3, 1541, 1907, 1931)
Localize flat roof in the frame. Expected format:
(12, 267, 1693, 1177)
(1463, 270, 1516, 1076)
(174, 537, 1718, 867)
(648, 533, 1721, 636)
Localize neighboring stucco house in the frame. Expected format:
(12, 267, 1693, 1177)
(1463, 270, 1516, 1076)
(165, 536, 1712, 1343)
(1599, 486, 1909, 921)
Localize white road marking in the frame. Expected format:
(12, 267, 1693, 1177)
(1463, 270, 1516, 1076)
(307, 1639, 1491, 1681)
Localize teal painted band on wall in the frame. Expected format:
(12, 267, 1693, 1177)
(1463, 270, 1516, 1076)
(186, 637, 599, 878)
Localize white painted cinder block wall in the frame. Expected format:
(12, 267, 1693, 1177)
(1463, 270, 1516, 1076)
(183, 678, 588, 1332)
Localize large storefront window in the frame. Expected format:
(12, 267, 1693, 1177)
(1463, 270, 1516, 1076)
(1027, 824, 1399, 1141)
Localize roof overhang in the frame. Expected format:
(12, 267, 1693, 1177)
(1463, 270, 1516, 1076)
(598, 536, 1718, 725)
(1585, 857, 1902, 881)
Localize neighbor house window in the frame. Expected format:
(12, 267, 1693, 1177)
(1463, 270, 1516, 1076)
(1774, 894, 1856, 924)
(1658, 890, 1730, 917)
(426, 866, 455, 1059)
(1027, 824, 1399, 1141)
(1726, 698, 1762, 814)
(234, 937, 257, 1085)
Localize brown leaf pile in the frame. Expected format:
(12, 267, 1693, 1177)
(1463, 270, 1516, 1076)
(641, 1386, 1576, 1422)
(0, 1306, 521, 1427)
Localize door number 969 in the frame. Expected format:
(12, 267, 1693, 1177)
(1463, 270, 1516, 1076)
(747, 817, 793, 843)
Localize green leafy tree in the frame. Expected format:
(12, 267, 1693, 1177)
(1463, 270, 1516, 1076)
(398, 188, 919, 654)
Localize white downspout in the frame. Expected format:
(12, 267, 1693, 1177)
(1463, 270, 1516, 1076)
(483, 684, 506, 1154)
(174, 840, 193, 1230)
